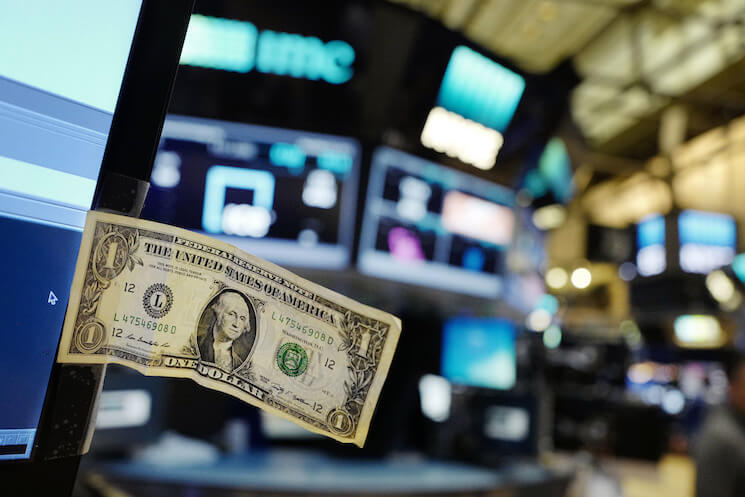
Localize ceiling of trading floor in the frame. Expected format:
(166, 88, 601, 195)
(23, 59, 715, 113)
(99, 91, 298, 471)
(390, 0, 745, 162)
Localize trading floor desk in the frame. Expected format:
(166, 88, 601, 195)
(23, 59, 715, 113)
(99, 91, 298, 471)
(87, 450, 571, 497)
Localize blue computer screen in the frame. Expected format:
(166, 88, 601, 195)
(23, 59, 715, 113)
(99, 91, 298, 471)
(141, 115, 360, 269)
(441, 318, 516, 390)
(0, 0, 142, 460)
(678, 210, 736, 274)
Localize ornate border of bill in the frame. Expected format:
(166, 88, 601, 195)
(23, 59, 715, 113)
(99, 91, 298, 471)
(57, 211, 401, 447)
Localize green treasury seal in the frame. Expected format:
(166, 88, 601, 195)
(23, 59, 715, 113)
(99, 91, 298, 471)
(276, 342, 309, 377)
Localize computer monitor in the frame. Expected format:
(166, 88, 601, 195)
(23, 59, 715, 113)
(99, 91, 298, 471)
(0, 0, 192, 464)
(441, 317, 516, 390)
(678, 209, 736, 274)
(141, 115, 360, 269)
(358, 147, 515, 297)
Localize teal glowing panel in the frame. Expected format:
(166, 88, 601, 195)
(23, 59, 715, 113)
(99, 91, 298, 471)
(538, 138, 574, 203)
(733, 254, 745, 284)
(180, 15, 257, 73)
(637, 214, 665, 249)
(179, 15, 355, 84)
(437, 46, 525, 132)
(441, 317, 516, 390)
(678, 210, 736, 248)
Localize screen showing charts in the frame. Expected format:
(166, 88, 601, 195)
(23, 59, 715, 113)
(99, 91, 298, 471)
(0, 0, 142, 460)
(141, 115, 360, 269)
(358, 147, 514, 297)
(441, 318, 516, 390)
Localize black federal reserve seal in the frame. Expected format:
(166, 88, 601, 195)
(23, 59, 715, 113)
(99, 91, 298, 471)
(142, 283, 174, 319)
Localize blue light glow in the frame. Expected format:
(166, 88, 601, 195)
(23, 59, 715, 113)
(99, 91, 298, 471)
(317, 151, 353, 176)
(437, 46, 525, 132)
(733, 254, 745, 285)
(269, 143, 306, 173)
(202, 166, 275, 233)
(538, 138, 574, 203)
(441, 317, 516, 390)
(534, 294, 559, 315)
(462, 247, 486, 271)
(678, 210, 736, 248)
(637, 214, 665, 249)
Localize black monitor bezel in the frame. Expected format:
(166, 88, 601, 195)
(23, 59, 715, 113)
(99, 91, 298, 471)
(0, 0, 194, 480)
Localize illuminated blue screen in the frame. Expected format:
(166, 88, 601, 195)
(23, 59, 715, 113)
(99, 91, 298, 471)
(678, 210, 736, 248)
(441, 318, 516, 390)
(637, 214, 665, 249)
(180, 14, 355, 84)
(436, 46, 525, 132)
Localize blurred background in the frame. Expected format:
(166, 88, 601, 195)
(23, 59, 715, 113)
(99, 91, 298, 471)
(75, 0, 745, 495)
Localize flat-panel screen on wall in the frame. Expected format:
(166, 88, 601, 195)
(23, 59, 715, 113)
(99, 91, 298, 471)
(441, 318, 516, 390)
(0, 0, 143, 460)
(678, 210, 736, 274)
(358, 146, 514, 297)
(141, 115, 360, 269)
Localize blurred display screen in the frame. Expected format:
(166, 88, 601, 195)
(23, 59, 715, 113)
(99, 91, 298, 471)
(587, 224, 633, 264)
(437, 46, 525, 133)
(483, 406, 530, 441)
(358, 147, 514, 297)
(733, 253, 745, 284)
(418, 374, 452, 423)
(95, 390, 152, 430)
(180, 14, 355, 85)
(626, 360, 727, 414)
(168, 0, 372, 137)
(141, 115, 360, 269)
(441, 317, 516, 390)
(523, 137, 574, 204)
(0, 0, 142, 460)
(673, 314, 726, 348)
(678, 210, 736, 274)
(441, 191, 514, 245)
(636, 214, 666, 277)
(260, 411, 322, 440)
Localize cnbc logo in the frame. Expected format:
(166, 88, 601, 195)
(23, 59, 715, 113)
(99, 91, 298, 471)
(421, 46, 525, 170)
(180, 14, 355, 84)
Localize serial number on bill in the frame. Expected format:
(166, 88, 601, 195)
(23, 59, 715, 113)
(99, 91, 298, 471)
(113, 313, 177, 334)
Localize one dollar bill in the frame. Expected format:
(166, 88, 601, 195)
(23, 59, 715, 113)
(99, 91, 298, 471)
(58, 211, 401, 447)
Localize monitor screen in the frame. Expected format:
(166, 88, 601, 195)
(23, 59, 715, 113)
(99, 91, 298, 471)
(678, 209, 736, 274)
(636, 214, 666, 277)
(0, 0, 143, 460)
(441, 318, 516, 390)
(140, 115, 360, 269)
(358, 147, 514, 297)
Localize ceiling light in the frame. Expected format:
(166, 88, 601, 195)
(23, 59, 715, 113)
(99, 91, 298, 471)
(706, 270, 735, 303)
(546, 267, 568, 289)
(674, 315, 725, 349)
(532, 204, 566, 230)
(571, 267, 592, 289)
(420, 107, 503, 170)
(526, 309, 552, 332)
